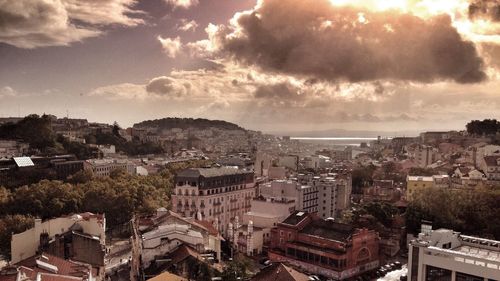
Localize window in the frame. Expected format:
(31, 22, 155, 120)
(425, 265, 451, 281)
(410, 246, 419, 281)
(456, 272, 483, 281)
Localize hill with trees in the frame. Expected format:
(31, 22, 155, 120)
(134, 117, 245, 131)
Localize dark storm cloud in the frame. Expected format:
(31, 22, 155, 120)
(213, 0, 486, 83)
(469, 0, 500, 21)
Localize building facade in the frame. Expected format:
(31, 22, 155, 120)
(408, 224, 500, 281)
(269, 211, 380, 280)
(171, 167, 255, 235)
(86, 159, 136, 177)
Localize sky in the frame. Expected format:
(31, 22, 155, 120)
(1, 0, 500, 134)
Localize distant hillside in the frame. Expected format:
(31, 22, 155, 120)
(133, 118, 245, 131)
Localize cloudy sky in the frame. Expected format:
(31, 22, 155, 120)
(1, 0, 500, 134)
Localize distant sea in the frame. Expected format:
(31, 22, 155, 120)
(291, 137, 379, 146)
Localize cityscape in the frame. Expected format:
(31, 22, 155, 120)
(0, 1, 500, 281)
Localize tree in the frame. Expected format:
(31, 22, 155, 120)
(221, 259, 249, 281)
(351, 165, 376, 194)
(466, 119, 500, 136)
(406, 187, 500, 239)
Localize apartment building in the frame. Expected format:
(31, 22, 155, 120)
(259, 173, 352, 220)
(298, 173, 352, 219)
(171, 167, 255, 235)
(408, 224, 500, 281)
(259, 180, 319, 215)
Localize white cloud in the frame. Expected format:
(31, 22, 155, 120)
(164, 0, 199, 9)
(0, 86, 16, 97)
(157, 36, 182, 58)
(0, 0, 144, 49)
(89, 83, 149, 100)
(177, 19, 199, 32)
(63, 0, 144, 26)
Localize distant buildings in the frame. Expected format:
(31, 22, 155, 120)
(171, 167, 255, 235)
(0, 155, 85, 187)
(0, 140, 29, 158)
(86, 158, 136, 177)
(414, 145, 439, 168)
(408, 223, 500, 281)
(481, 155, 500, 181)
(268, 211, 380, 280)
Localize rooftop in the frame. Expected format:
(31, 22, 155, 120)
(176, 167, 251, 178)
(407, 176, 434, 182)
(414, 228, 500, 264)
(301, 220, 354, 243)
(251, 263, 309, 281)
(282, 211, 309, 226)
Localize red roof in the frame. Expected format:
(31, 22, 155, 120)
(194, 220, 219, 236)
(15, 253, 90, 280)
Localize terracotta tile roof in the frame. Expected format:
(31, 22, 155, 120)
(251, 263, 309, 281)
(15, 253, 90, 280)
(167, 245, 203, 264)
(194, 220, 219, 236)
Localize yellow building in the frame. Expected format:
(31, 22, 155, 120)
(406, 176, 434, 200)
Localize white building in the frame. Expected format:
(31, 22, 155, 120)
(10, 213, 105, 264)
(259, 173, 352, 220)
(408, 224, 500, 281)
(243, 198, 296, 244)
